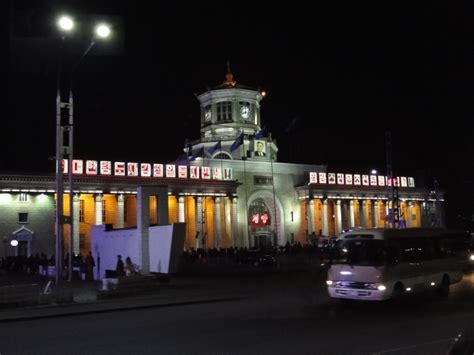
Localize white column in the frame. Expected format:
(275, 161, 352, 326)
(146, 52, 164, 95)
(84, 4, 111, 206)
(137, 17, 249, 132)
(116, 194, 125, 228)
(195, 197, 203, 249)
(156, 190, 169, 225)
(178, 196, 185, 223)
(307, 200, 315, 235)
(73, 194, 80, 254)
(371, 200, 377, 227)
(335, 200, 342, 235)
(214, 197, 222, 249)
(232, 198, 238, 247)
(360, 200, 367, 227)
(95, 194, 103, 225)
(225, 197, 232, 246)
(407, 202, 413, 228)
(322, 199, 329, 236)
(349, 200, 355, 228)
(137, 187, 150, 274)
(374, 201, 380, 227)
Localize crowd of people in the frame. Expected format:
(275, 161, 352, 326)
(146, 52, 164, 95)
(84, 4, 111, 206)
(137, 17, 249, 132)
(180, 241, 329, 265)
(0, 252, 96, 280)
(1, 241, 332, 277)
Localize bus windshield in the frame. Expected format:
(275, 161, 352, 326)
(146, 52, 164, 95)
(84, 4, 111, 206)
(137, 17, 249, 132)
(334, 238, 386, 266)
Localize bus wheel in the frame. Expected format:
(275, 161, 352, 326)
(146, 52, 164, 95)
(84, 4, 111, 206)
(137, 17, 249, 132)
(391, 283, 405, 304)
(438, 275, 450, 298)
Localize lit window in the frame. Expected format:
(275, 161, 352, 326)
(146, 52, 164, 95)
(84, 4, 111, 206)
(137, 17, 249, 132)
(102, 199, 107, 223)
(19, 193, 28, 202)
(79, 233, 85, 249)
(124, 198, 128, 222)
(79, 200, 85, 222)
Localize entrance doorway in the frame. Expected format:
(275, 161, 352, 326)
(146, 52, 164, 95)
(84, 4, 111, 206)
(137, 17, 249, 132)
(254, 233, 273, 249)
(17, 241, 28, 257)
(11, 226, 34, 257)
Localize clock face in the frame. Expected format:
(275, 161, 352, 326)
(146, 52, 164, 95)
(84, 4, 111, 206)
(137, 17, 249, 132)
(240, 105, 250, 120)
(204, 107, 211, 121)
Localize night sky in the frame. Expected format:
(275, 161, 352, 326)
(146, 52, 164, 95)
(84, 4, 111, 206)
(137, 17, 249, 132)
(4, 1, 474, 227)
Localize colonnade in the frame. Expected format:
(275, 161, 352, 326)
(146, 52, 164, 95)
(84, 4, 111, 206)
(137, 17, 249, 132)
(64, 193, 238, 254)
(304, 198, 422, 236)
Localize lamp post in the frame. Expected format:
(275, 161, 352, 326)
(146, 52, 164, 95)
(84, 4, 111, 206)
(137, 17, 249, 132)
(55, 15, 111, 285)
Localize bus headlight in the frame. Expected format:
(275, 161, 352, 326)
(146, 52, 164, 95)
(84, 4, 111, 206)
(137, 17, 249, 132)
(364, 283, 385, 291)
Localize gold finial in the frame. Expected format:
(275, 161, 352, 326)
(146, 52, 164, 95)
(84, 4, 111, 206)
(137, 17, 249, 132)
(223, 60, 236, 87)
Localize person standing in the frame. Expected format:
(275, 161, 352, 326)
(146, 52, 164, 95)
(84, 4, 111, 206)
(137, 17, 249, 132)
(85, 251, 95, 281)
(116, 255, 124, 277)
(125, 256, 134, 276)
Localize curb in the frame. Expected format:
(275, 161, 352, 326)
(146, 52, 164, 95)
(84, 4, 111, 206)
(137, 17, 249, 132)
(0, 296, 246, 323)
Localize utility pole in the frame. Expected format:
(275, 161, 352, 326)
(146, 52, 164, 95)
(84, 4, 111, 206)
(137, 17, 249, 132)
(56, 87, 74, 284)
(386, 131, 399, 228)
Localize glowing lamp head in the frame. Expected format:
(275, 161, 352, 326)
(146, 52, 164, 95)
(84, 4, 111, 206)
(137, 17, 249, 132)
(95, 24, 111, 38)
(57, 16, 74, 31)
(10, 239, 18, 247)
(371, 169, 378, 175)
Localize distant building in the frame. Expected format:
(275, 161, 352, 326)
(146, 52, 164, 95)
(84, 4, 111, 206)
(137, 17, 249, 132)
(0, 70, 444, 257)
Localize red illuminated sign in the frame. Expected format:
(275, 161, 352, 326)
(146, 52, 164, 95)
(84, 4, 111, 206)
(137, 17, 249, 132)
(250, 213, 270, 226)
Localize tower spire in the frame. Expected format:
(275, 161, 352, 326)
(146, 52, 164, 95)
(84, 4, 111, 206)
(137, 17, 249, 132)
(223, 60, 236, 87)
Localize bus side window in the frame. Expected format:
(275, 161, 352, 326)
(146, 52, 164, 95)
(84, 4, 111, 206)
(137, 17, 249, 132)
(386, 239, 401, 264)
(400, 237, 425, 263)
(422, 239, 435, 261)
(431, 237, 446, 259)
(448, 233, 470, 257)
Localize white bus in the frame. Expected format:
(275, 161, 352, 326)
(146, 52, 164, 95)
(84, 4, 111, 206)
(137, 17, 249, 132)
(326, 228, 471, 301)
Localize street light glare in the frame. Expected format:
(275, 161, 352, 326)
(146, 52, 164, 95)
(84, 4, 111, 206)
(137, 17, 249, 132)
(95, 24, 111, 38)
(10, 239, 18, 247)
(371, 169, 378, 175)
(58, 16, 74, 31)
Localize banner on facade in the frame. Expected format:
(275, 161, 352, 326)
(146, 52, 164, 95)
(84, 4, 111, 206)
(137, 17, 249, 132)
(308, 171, 414, 188)
(62, 159, 234, 181)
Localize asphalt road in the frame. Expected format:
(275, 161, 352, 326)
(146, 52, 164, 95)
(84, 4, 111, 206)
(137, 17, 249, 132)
(2, 271, 474, 355)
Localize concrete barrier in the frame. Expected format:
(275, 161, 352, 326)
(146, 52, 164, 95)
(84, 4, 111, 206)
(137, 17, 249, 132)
(0, 284, 39, 307)
(97, 274, 160, 299)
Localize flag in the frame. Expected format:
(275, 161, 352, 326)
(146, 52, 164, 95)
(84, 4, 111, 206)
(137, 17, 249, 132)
(230, 133, 244, 152)
(284, 116, 300, 134)
(189, 147, 204, 161)
(255, 126, 267, 140)
(208, 140, 221, 155)
(173, 153, 190, 166)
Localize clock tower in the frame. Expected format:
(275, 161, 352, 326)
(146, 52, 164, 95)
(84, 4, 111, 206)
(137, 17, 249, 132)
(189, 67, 278, 160)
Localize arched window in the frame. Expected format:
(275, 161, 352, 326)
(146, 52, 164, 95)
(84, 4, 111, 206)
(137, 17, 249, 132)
(214, 153, 231, 160)
(249, 198, 271, 230)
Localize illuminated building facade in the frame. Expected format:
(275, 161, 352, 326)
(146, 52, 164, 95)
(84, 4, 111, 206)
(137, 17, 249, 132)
(0, 71, 445, 257)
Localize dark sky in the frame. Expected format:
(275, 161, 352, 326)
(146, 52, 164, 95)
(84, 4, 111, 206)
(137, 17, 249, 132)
(4, 1, 474, 226)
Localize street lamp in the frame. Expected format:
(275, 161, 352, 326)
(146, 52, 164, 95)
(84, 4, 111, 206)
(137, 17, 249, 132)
(371, 169, 378, 175)
(57, 16, 74, 32)
(55, 15, 111, 285)
(95, 24, 111, 38)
